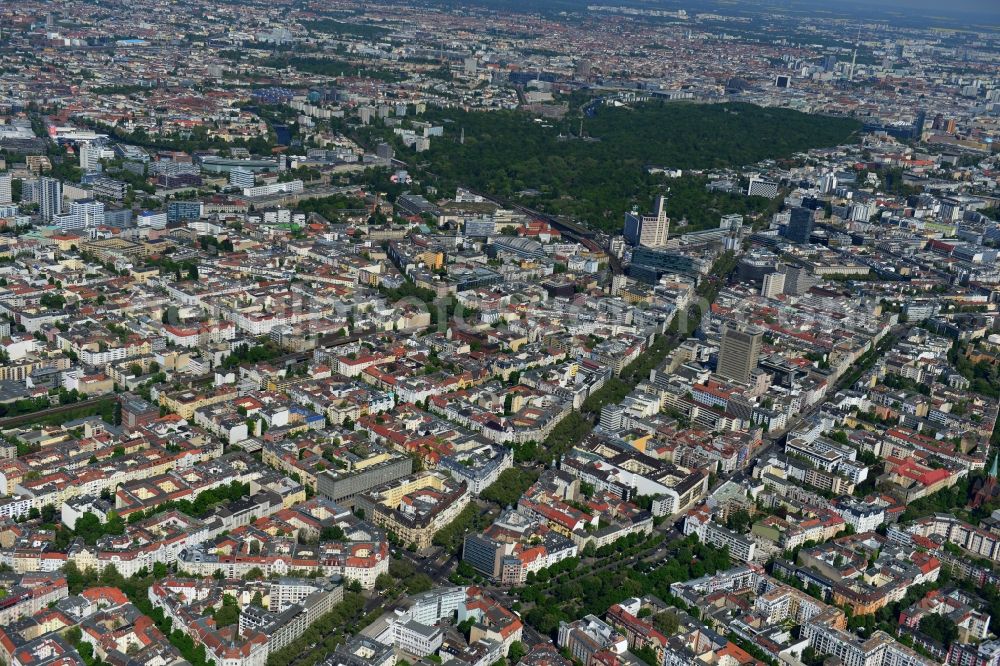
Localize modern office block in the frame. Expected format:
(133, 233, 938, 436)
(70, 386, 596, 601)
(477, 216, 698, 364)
(0, 173, 11, 205)
(747, 177, 779, 199)
(761, 271, 786, 299)
(785, 206, 815, 244)
(718, 324, 763, 384)
(623, 196, 669, 248)
(39, 177, 62, 222)
(229, 167, 256, 189)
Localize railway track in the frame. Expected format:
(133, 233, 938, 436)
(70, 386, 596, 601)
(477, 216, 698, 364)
(0, 395, 116, 429)
(465, 190, 625, 275)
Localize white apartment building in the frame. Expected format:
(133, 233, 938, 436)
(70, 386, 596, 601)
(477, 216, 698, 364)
(392, 619, 443, 657)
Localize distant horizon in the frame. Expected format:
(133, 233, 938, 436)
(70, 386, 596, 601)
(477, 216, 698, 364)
(768, 0, 1000, 23)
(441, 0, 1000, 26)
(665, 0, 1000, 24)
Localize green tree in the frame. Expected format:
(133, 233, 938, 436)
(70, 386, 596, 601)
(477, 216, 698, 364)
(375, 573, 394, 591)
(653, 610, 680, 635)
(481, 468, 539, 507)
(507, 641, 526, 664)
(405, 573, 434, 595)
(213, 594, 240, 627)
(919, 613, 958, 648)
(40, 504, 57, 524)
(75, 512, 104, 545)
(64, 625, 83, 647)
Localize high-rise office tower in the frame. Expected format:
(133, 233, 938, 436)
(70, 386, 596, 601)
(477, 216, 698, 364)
(79, 142, 101, 172)
(818, 173, 838, 194)
(21, 179, 38, 204)
(0, 173, 11, 205)
(761, 271, 786, 299)
(914, 109, 926, 139)
(717, 324, 763, 384)
(782, 265, 816, 296)
(599, 404, 625, 431)
(785, 206, 815, 244)
(610, 273, 627, 296)
(623, 196, 669, 248)
(39, 177, 62, 222)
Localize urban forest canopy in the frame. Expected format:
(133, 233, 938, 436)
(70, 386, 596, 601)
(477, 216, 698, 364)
(383, 101, 860, 233)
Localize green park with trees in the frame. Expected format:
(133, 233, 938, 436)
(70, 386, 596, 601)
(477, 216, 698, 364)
(365, 101, 860, 233)
(513, 534, 732, 636)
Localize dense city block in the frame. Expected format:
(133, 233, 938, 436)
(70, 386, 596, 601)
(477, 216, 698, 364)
(1, 1, 1000, 666)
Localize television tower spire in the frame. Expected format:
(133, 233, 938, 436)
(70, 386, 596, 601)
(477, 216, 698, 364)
(849, 26, 861, 82)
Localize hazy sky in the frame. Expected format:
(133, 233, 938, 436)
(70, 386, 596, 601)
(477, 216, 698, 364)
(848, 0, 999, 18)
